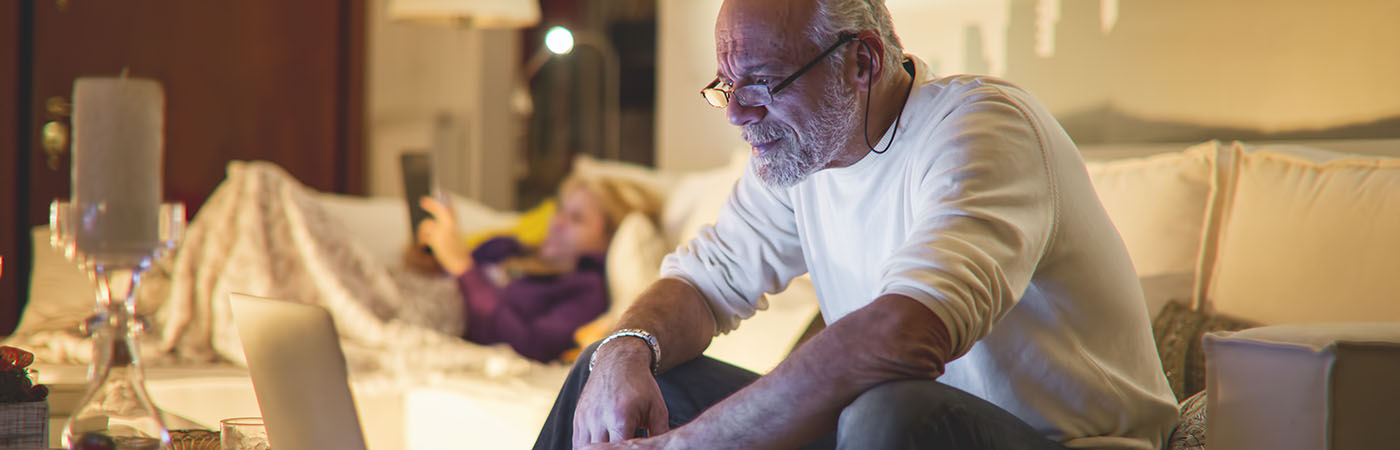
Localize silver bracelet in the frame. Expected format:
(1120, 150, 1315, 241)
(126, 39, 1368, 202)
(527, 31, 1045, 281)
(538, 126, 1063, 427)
(588, 328, 661, 375)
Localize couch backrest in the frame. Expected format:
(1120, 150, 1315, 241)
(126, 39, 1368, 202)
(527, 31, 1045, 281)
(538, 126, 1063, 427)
(1203, 142, 1400, 324)
(1087, 140, 1400, 325)
(315, 191, 520, 264)
(1084, 142, 1220, 280)
(1084, 142, 1225, 316)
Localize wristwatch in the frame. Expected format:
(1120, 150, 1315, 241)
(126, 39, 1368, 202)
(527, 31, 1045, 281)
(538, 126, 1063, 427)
(588, 328, 661, 375)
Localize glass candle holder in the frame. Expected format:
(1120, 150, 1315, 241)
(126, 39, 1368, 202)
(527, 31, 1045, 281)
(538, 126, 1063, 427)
(53, 200, 184, 450)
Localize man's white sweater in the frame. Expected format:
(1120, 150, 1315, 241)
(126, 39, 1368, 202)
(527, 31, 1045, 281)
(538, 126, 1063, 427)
(661, 56, 1179, 450)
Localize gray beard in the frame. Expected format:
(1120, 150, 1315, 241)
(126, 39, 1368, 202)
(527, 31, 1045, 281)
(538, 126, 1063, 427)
(743, 81, 861, 188)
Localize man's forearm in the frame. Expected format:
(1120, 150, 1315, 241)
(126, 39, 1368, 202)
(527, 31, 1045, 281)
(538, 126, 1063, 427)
(595, 277, 718, 373)
(666, 294, 951, 449)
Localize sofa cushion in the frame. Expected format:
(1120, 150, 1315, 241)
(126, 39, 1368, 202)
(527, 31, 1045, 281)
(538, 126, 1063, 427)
(1205, 144, 1400, 324)
(21, 226, 174, 337)
(603, 212, 669, 323)
(1084, 141, 1219, 280)
(659, 149, 749, 247)
(573, 154, 679, 199)
(20, 227, 99, 334)
(315, 191, 520, 265)
(1203, 323, 1400, 450)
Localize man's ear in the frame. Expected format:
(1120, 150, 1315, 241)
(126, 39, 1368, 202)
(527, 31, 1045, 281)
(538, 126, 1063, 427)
(853, 30, 886, 89)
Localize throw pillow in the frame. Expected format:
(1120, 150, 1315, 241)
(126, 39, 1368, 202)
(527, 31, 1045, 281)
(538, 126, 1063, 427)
(572, 154, 678, 198)
(1151, 300, 1257, 401)
(1166, 391, 1207, 450)
(1151, 300, 1200, 401)
(1183, 311, 1256, 398)
(1206, 143, 1400, 324)
(1084, 141, 1218, 278)
(659, 149, 749, 247)
(461, 198, 555, 251)
(602, 212, 669, 324)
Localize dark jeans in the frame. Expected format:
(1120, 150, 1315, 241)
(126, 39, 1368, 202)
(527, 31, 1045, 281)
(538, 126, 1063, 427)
(533, 343, 1068, 450)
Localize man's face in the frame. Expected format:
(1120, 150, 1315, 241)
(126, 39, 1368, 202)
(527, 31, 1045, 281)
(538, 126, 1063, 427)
(716, 1, 862, 188)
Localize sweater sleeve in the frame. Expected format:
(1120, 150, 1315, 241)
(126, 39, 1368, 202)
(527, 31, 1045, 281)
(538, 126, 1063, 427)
(491, 270, 610, 362)
(877, 85, 1057, 360)
(660, 162, 808, 334)
(471, 236, 525, 265)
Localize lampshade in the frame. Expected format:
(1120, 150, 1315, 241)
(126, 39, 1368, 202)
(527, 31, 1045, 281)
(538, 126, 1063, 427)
(389, 0, 540, 28)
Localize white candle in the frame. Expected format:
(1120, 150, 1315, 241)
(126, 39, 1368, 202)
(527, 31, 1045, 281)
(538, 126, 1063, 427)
(70, 77, 164, 266)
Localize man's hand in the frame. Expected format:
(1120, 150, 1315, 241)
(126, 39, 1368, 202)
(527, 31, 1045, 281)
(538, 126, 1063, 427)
(415, 196, 472, 276)
(573, 340, 671, 446)
(579, 433, 675, 450)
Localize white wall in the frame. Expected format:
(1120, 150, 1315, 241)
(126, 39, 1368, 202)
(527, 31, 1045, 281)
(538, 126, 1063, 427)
(999, 0, 1400, 134)
(656, 0, 1400, 161)
(655, 0, 738, 172)
(365, 0, 519, 209)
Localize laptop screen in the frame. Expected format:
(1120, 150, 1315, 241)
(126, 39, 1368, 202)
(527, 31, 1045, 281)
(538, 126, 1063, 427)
(230, 293, 369, 450)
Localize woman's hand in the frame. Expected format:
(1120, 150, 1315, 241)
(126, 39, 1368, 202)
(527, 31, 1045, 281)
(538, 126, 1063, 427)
(416, 196, 473, 276)
(401, 242, 444, 274)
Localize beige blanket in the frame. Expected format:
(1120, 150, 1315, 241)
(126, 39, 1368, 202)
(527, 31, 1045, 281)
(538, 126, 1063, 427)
(154, 161, 533, 376)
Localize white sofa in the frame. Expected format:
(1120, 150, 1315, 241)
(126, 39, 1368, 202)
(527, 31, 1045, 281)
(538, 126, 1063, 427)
(16, 150, 816, 450)
(542, 139, 1400, 449)
(18, 139, 1400, 449)
(1082, 139, 1400, 449)
(576, 139, 1400, 449)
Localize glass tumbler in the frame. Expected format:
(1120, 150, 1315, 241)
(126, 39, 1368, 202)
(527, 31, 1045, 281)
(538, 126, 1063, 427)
(220, 417, 270, 450)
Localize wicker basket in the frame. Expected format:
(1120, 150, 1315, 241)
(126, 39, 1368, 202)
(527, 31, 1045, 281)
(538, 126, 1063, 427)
(169, 429, 220, 450)
(0, 401, 48, 447)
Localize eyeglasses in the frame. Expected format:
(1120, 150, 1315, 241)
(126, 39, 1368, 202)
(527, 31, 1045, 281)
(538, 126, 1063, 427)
(700, 33, 857, 108)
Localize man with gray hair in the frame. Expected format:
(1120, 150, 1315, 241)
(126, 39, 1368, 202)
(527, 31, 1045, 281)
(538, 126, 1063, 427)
(533, 0, 1178, 448)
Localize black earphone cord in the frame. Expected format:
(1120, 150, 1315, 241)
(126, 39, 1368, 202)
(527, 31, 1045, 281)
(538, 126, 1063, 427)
(864, 57, 915, 154)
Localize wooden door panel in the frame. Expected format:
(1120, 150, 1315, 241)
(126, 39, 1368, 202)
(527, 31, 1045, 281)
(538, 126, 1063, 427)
(1, 1, 26, 334)
(4, 0, 362, 335)
(29, 0, 355, 217)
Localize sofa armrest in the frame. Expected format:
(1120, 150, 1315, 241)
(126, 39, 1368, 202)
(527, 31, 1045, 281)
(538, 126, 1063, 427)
(1203, 323, 1400, 450)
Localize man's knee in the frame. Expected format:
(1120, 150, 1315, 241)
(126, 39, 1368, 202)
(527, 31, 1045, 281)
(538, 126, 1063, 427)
(836, 380, 963, 449)
(841, 381, 949, 429)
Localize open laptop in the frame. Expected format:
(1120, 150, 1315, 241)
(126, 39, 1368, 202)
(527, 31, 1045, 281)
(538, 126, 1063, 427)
(229, 293, 370, 450)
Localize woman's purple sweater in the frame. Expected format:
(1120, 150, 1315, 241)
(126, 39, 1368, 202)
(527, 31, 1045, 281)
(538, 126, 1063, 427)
(456, 237, 609, 362)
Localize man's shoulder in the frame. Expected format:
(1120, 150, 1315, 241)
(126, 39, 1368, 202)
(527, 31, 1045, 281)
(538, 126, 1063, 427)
(907, 74, 1059, 144)
(897, 74, 1066, 170)
(919, 74, 1038, 111)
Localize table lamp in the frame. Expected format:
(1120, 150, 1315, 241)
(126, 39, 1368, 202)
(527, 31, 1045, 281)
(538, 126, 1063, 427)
(389, 0, 540, 28)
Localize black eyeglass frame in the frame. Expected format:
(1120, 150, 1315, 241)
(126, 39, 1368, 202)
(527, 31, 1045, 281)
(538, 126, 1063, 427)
(701, 33, 859, 108)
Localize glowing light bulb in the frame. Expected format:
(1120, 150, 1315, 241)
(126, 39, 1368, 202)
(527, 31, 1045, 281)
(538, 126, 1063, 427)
(545, 26, 574, 55)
